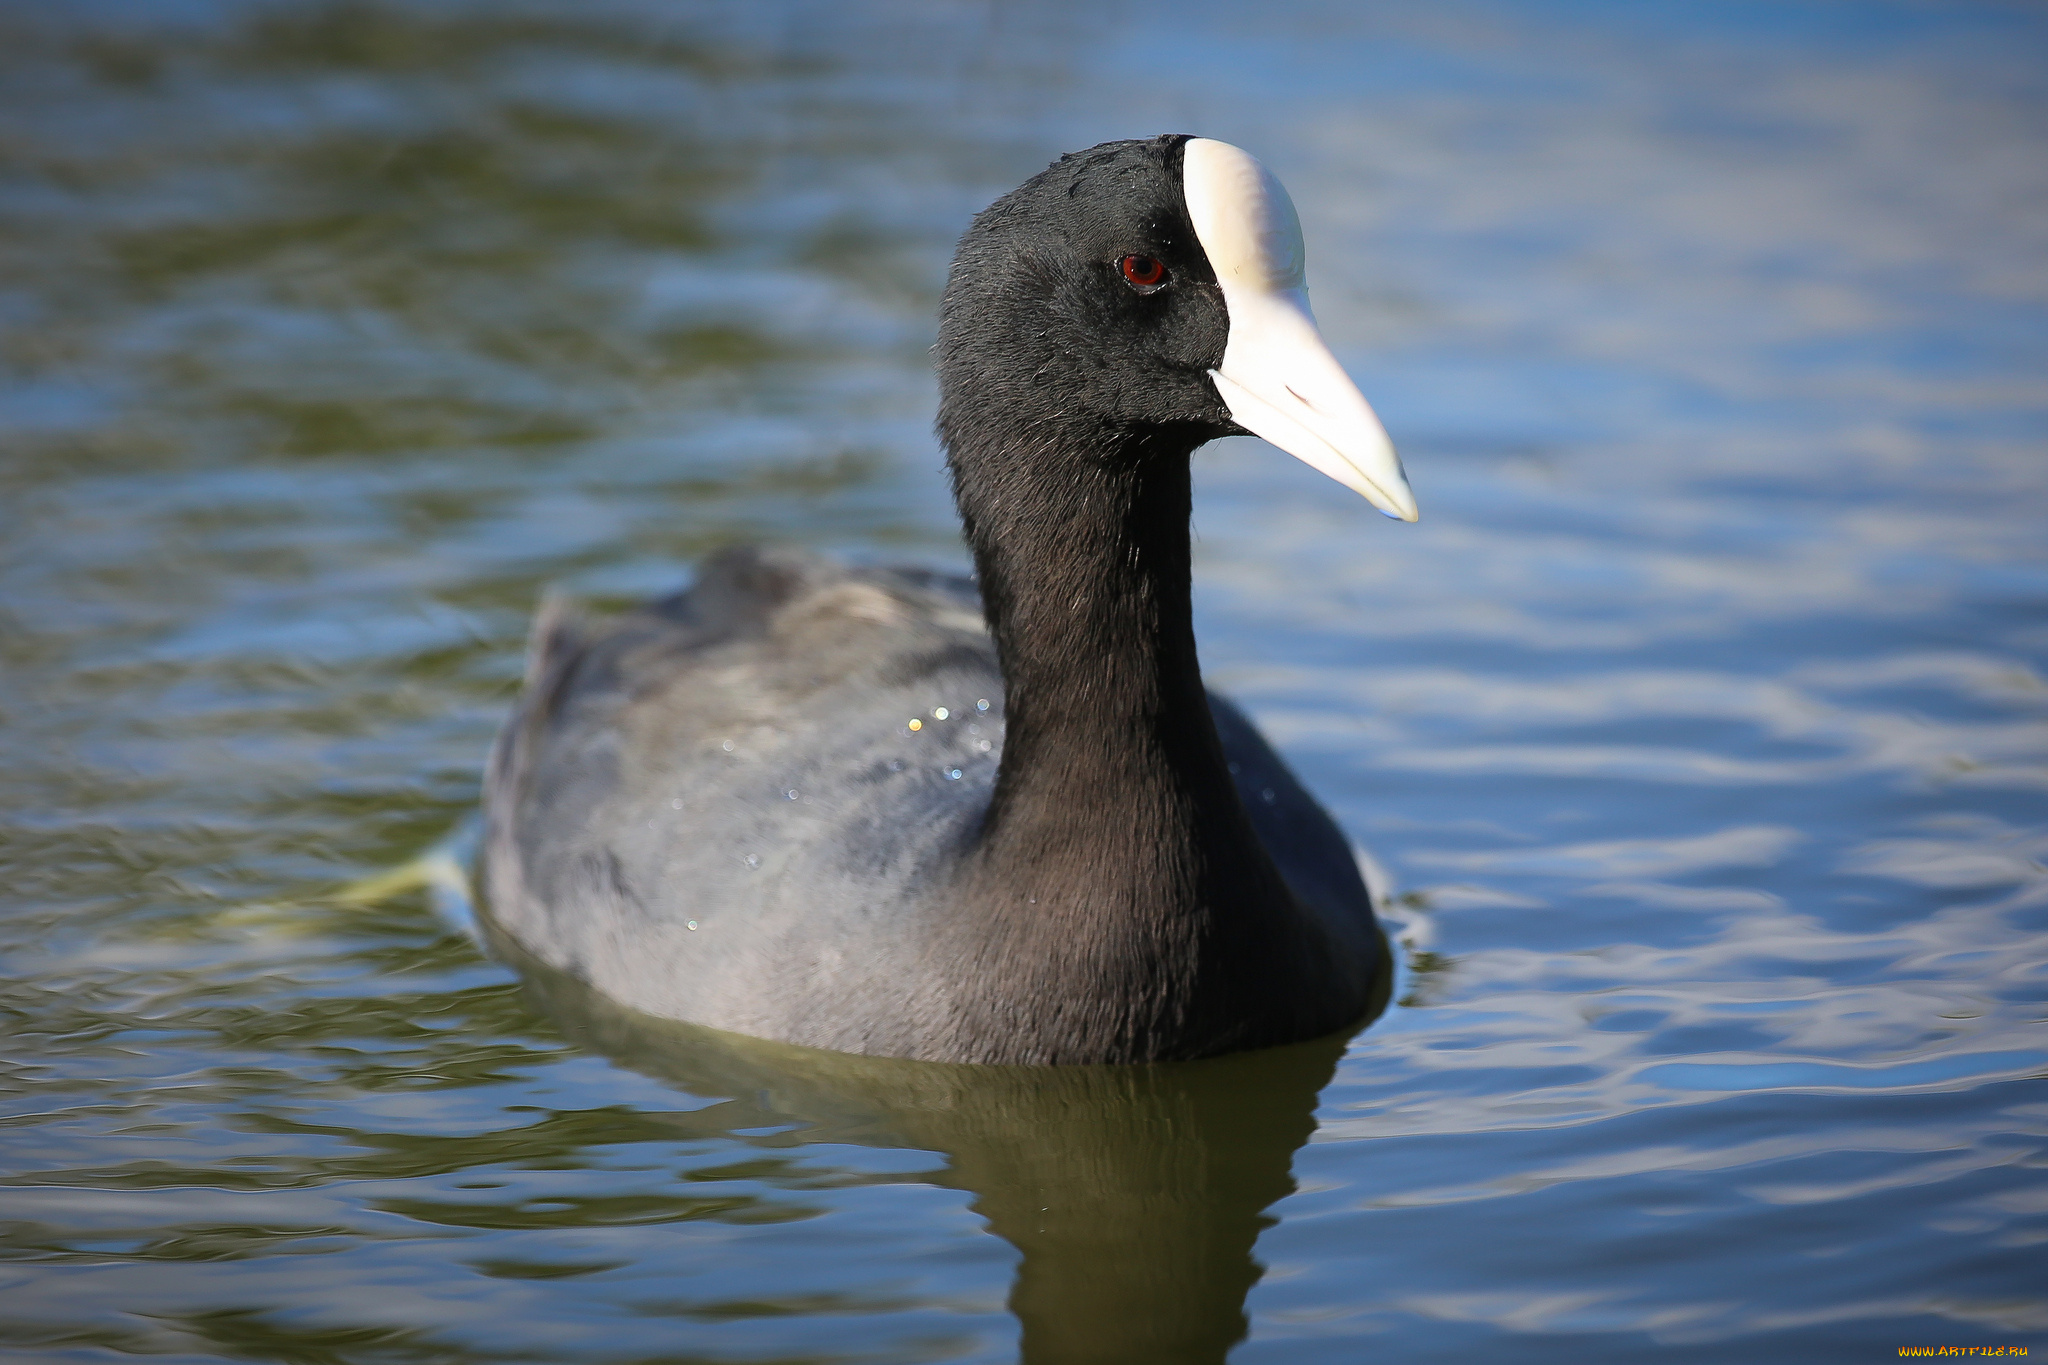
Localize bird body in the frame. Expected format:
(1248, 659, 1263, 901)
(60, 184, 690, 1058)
(481, 135, 1413, 1064)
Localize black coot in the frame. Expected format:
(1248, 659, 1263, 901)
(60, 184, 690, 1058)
(481, 134, 1418, 1064)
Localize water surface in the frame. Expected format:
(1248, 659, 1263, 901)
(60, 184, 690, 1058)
(2, 2, 2045, 1360)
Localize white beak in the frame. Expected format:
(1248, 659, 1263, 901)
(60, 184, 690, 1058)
(1183, 139, 1418, 522)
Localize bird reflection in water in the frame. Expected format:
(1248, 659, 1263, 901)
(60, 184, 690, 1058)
(492, 928, 1391, 1363)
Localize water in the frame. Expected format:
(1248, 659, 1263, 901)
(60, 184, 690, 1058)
(2, 1, 2044, 1360)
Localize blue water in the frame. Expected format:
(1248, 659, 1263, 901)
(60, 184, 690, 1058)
(2, 1, 2044, 1360)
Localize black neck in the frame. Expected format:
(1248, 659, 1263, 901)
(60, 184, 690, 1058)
(941, 407, 1323, 1059)
(968, 423, 1222, 852)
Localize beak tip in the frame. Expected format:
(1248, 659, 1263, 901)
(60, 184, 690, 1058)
(1369, 482, 1419, 523)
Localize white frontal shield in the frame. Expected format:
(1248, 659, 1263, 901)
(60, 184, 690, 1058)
(1182, 138, 1417, 522)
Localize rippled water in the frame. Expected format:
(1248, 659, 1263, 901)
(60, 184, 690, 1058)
(3, 2, 2044, 1360)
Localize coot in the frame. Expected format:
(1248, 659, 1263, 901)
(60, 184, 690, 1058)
(481, 135, 1416, 1064)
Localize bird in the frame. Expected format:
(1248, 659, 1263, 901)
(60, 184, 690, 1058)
(480, 134, 1418, 1066)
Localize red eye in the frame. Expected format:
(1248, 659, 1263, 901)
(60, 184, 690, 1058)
(1119, 254, 1168, 289)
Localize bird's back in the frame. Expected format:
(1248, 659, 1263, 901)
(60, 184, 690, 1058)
(482, 545, 1378, 1058)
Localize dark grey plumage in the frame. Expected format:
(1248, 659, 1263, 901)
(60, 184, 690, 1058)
(482, 135, 1388, 1064)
